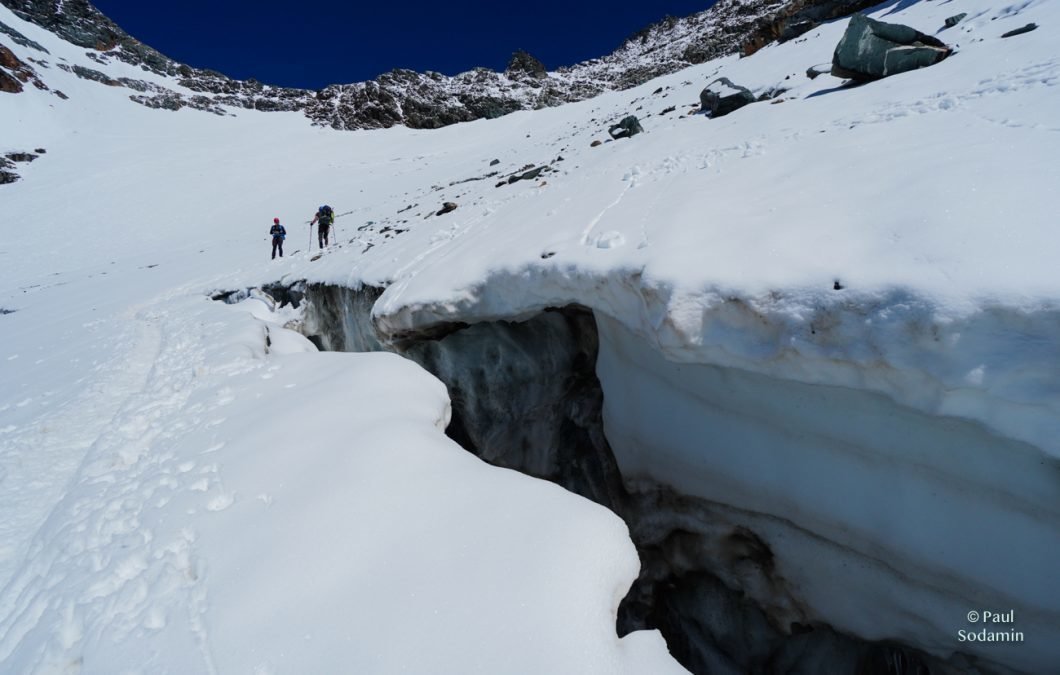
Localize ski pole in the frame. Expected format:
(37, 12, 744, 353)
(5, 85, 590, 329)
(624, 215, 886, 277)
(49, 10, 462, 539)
(308, 223, 313, 253)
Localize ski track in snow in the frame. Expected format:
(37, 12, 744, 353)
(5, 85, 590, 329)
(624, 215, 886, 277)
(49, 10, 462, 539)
(580, 169, 639, 248)
(0, 308, 159, 588)
(0, 298, 246, 673)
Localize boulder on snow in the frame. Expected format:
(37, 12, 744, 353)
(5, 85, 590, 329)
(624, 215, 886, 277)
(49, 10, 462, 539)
(590, 140, 603, 147)
(699, 77, 756, 117)
(607, 115, 643, 140)
(5, 152, 38, 163)
(944, 13, 967, 28)
(436, 202, 458, 216)
(1001, 23, 1038, 38)
(831, 14, 952, 82)
(507, 166, 546, 184)
(806, 64, 831, 80)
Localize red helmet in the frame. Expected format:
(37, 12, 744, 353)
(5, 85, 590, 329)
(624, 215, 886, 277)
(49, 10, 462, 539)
(273, 217, 280, 223)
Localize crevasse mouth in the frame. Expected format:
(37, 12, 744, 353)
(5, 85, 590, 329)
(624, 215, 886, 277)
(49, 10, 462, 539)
(279, 280, 999, 675)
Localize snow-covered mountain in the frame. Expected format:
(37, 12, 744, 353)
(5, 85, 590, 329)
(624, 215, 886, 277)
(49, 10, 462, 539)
(1, 0, 1058, 674)
(2, 0, 883, 130)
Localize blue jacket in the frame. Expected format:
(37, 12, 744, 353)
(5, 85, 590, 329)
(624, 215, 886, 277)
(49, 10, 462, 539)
(270, 224, 286, 239)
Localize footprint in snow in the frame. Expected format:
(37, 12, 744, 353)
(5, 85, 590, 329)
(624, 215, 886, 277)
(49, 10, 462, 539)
(207, 493, 235, 512)
(592, 231, 626, 249)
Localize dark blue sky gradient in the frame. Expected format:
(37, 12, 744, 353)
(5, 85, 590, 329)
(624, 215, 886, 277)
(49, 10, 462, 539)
(92, 0, 715, 89)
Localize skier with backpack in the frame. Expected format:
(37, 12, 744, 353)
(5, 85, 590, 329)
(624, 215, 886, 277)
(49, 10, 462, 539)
(310, 205, 335, 250)
(270, 217, 286, 259)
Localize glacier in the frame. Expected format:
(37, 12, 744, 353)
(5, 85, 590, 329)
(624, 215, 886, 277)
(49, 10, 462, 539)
(2, 0, 1059, 672)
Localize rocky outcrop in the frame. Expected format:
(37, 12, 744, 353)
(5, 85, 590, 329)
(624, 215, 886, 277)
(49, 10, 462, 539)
(0, 157, 18, 184)
(506, 49, 547, 79)
(699, 77, 756, 117)
(741, 0, 880, 55)
(0, 149, 43, 184)
(0, 0, 811, 130)
(4, 0, 912, 130)
(832, 14, 951, 81)
(0, 41, 45, 92)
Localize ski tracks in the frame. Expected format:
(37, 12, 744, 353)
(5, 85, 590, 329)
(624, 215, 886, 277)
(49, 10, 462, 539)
(0, 296, 251, 674)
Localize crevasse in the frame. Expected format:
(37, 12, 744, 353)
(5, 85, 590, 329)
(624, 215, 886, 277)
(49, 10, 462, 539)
(294, 280, 1060, 674)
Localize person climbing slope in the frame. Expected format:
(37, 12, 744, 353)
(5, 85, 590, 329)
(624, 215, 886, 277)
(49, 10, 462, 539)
(310, 205, 335, 250)
(270, 217, 286, 259)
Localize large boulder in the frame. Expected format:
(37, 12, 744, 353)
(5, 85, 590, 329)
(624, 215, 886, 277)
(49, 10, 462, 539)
(608, 115, 644, 140)
(944, 13, 967, 28)
(1001, 23, 1038, 38)
(832, 14, 951, 81)
(699, 77, 756, 117)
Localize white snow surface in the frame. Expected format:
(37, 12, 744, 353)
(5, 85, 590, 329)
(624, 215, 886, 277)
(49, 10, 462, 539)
(2, 0, 1059, 672)
(0, 6, 689, 675)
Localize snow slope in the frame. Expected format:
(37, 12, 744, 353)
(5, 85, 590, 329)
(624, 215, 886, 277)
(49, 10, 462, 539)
(2, 0, 1059, 672)
(0, 6, 688, 675)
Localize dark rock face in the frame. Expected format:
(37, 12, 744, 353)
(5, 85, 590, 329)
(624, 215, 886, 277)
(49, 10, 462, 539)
(61, 62, 117, 85)
(832, 14, 951, 81)
(506, 49, 547, 79)
(741, 0, 881, 55)
(0, 67, 20, 92)
(699, 77, 756, 117)
(0, 42, 46, 92)
(4, 0, 168, 70)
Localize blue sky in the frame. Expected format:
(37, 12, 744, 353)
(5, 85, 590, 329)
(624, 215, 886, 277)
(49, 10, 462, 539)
(92, 0, 716, 89)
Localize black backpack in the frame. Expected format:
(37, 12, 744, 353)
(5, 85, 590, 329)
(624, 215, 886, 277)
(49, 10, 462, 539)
(318, 205, 334, 225)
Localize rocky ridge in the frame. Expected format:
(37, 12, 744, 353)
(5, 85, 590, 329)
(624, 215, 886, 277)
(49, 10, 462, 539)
(2, 0, 872, 130)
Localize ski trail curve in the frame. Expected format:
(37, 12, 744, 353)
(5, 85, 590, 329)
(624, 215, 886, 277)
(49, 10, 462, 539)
(580, 167, 639, 247)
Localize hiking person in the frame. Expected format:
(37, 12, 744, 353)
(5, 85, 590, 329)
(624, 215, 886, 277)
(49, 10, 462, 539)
(310, 205, 335, 250)
(270, 217, 286, 259)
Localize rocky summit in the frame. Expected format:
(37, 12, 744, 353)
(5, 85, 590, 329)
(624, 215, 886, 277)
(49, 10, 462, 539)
(1, 0, 886, 130)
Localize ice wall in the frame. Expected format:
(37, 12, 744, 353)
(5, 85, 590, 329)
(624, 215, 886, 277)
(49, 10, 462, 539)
(597, 314, 1060, 673)
(299, 283, 1009, 674)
